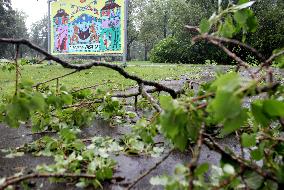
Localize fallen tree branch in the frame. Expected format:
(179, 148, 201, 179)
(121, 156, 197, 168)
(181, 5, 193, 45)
(139, 83, 162, 112)
(0, 38, 178, 98)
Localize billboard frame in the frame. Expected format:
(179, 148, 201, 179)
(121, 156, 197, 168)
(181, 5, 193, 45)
(47, 0, 128, 63)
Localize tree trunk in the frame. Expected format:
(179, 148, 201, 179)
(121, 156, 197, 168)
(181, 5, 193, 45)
(127, 43, 131, 61)
(163, 11, 168, 38)
(144, 43, 148, 61)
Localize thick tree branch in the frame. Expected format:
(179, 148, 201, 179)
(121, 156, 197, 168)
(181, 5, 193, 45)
(0, 38, 178, 98)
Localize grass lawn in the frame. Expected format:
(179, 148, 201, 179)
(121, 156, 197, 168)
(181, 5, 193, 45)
(0, 61, 204, 97)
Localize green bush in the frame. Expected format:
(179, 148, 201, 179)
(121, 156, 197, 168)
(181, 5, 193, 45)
(150, 37, 228, 64)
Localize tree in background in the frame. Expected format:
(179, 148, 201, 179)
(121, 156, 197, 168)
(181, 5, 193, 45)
(0, 0, 29, 58)
(248, 0, 284, 58)
(30, 15, 48, 57)
(144, 0, 284, 64)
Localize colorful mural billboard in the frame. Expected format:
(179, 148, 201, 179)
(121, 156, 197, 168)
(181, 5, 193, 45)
(50, 0, 126, 55)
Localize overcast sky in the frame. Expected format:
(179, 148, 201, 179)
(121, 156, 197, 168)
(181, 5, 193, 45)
(11, 0, 48, 29)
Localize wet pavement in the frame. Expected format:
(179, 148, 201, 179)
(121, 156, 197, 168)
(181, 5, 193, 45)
(1, 65, 284, 189)
(0, 121, 237, 190)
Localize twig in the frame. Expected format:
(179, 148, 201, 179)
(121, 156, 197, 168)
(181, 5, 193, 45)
(192, 35, 256, 79)
(34, 57, 47, 65)
(212, 169, 244, 190)
(188, 124, 204, 190)
(209, 39, 256, 79)
(113, 88, 158, 98)
(185, 25, 201, 33)
(62, 100, 103, 109)
(0, 38, 178, 98)
(126, 149, 174, 190)
(10, 131, 57, 140)
(0, 173, 97, 190)
(193, 35, 266, 62)
(203, 134, 277, 182)
(256, 50, 284, 74)
(34, 70, 79, 88)
(139, 83, 162, 112)
(71, 82, 108, 93)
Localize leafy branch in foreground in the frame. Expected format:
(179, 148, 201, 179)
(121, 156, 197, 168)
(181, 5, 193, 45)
(151, 0, 284, 189)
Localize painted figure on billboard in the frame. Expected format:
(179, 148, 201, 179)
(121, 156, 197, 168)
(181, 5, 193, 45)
(50, 0, 125, 55)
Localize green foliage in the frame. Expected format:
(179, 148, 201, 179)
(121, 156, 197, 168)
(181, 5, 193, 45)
(149, 37, 186, 63)
(149, 36, 228, 64)
(150, 164, 189, 189)
(159, 96, 203, 151)
(202, 0, 258, 40)
(208, 72, 249, 136)
(273, 48, 284, 68)
(131, 119, 157, 144)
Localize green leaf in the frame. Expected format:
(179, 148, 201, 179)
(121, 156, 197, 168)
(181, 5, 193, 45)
(234, 10, 249, 26)
(173, 132, 188, 151)
(194, 163, 209, 176)
(219, 16, 236, 38)
(263, 100, 284, 117)
(221, 109, 248, 136)
(244, 171, 264, 190)
(211, 72, 241, 92)
(251, 148, 263, 161)
(59, 128, 76, 142)
(276, 165, 284, 183)
(233, 1, 255, 10)
(159, 96, 173, 110)
(96, 167, 113, 180)
(251, 101, 270, 127)
(238, 0, 249, 4)
(246, 10, 258, 32)
(273, 48, 284, 68)
(241, 133, 256, 147)
(61, 94, 73, 105)
(209, 91, 242, 122)
(199, 19, 210, 33)
(30, 93, 46, 112)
